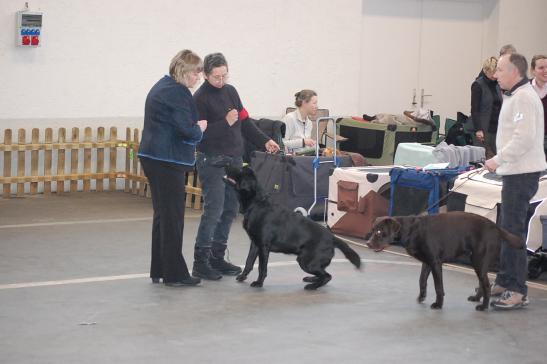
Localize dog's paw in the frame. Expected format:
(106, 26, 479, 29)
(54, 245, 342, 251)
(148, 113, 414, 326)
(467, 295, 480, 302)
(417, 294, 426, 303)
(250, 281, 263, 288)
(475, 304, 488, 311)
(430, 302, 443, 309)
(303, 276, 319, 283)
(236, 274, 247, 282)
(304, 283, 320, 290)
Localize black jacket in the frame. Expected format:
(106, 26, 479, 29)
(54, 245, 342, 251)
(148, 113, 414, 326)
(194, 80, 269, 157)
(470, 71, 502, 133)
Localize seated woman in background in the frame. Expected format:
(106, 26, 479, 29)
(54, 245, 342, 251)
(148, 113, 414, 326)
(282, 90, 318, 152)
(470, 56, 501, 159)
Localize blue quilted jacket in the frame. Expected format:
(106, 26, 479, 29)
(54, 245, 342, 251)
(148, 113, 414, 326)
(138, 75, 203, 165)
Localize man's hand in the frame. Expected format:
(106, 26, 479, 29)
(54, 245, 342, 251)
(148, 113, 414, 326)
(475, 130, 485, 142)
(485, 157, 499, 173)
(197, 120, 207, 132)
(304, 138, 316, 147)
(265, 140, 280, 153)
(225, 109, 238, 126)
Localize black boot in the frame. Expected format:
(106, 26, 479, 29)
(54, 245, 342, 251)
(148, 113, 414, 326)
(211, 244, 242, 276)
(192, 247, 222, 280)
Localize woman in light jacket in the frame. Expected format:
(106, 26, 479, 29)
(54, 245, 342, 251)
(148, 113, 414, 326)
(282, 90, 318, 152)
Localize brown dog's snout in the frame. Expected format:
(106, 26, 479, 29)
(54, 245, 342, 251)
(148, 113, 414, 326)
(365, 232, 388, 252)
(365, 240, 374, 249)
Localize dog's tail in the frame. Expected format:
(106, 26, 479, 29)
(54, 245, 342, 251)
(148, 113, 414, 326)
(498, 227, 526, 249)
(333, 237, 362, 269)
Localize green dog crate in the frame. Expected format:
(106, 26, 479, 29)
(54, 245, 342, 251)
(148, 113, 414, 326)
(338, 118, 435, 166)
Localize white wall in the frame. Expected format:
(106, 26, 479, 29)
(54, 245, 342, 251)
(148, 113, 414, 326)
(496, 0, 547, 63)
(1, 0, 546, 135)
(481, 0, 547, 64)
(358, 0, 547, 120)
(480, 0, 500, 59)
(360, 0, 486, 119)
(0, 0, 362, 133)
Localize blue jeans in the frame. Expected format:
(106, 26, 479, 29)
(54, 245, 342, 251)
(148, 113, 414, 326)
(495, 172, 540, 295)
(194, 153, 243, 248)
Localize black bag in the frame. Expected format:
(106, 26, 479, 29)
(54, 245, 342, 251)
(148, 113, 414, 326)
(243, 118, 286, 163)
(445, 112, 473, 146)
(249, 151, 353, 220)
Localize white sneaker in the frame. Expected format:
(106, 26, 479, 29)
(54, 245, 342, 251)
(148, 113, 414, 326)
(491, 291, 529, 310)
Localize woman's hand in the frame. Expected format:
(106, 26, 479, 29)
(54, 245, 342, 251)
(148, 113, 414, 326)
(225, 109, 238, 126)
(475, 130, 485, 142)
(265, 140, 280, 153)
(304, 138, 316, 147)
(197, 120, 208, 132)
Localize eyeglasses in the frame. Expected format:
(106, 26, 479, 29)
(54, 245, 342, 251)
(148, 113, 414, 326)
(209, 73, 229, 82)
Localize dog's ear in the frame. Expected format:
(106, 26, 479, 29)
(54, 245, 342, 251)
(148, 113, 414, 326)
(389, 219, 401, 233)
(374, 217, 401, 233)
(241, 165, 256, 176)
(238, 169, 257, 193)
(373, 216, 390, 227)
(224, 165, 240, 176)
(239, 178, 256, 193)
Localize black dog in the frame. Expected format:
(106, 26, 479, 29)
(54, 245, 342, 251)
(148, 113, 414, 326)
(224, 165, 361, 290)
(366, 212, 524, 311)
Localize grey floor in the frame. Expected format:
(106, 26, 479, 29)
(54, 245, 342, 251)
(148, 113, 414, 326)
(1, 192, 547, 364)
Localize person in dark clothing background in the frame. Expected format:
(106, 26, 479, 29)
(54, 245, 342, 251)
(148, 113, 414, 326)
(530, 54, 547, 156)
(192, 52, 280, 280)
(470, 56, 502, 159)
(138, 49, 207, 287)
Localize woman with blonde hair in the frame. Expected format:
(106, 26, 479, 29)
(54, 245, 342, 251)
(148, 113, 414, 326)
(470, 56, 502, 158)
(138, 49, 207, 287)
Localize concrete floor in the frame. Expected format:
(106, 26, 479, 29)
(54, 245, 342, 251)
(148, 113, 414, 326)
(1, 192, 547, 364)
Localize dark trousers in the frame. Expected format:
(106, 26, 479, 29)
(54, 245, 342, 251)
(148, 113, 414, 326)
(140, 157, 192, 282)
(495, 172, 540, 295)
(194, 153, 243, 248)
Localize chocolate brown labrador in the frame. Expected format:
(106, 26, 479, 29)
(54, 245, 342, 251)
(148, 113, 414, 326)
(366, 212, 524, 311)
(224, 165, 362, 290)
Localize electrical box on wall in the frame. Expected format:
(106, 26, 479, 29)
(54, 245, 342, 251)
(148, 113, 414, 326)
(16, 10, 43, 47)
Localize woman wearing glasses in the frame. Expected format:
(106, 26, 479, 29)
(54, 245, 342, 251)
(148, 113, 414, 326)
(192, 52, 280, 280)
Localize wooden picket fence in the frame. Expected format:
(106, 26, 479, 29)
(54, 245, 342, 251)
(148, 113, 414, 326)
(0, 127, 202, 209)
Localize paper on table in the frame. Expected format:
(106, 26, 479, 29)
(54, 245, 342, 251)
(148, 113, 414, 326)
(423, 162, 450, 170)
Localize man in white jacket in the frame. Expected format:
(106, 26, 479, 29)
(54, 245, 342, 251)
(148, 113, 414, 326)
(485, 53, 547, 309)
